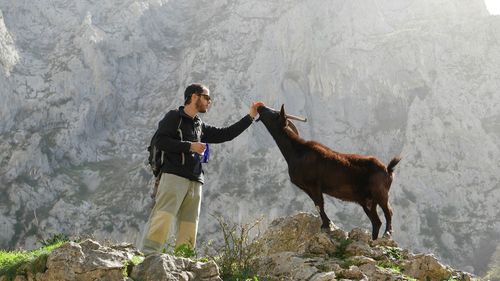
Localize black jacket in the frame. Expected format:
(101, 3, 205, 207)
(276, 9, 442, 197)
(155, 106, 254, 183)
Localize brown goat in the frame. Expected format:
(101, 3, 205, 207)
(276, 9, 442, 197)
(256, 105, 401, 239)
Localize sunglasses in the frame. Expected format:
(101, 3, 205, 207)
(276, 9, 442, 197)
(196, 93, 211, 102)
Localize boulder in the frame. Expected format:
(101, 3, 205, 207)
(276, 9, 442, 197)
(305, 232, 338, 256)
(35, 240, 134, 281)
(130, 254, 221, 281)
(256, 252, 320, 281)
(256, 212, 327, 256)
(348, 228, 372, 244)
(309, 271, 337, 281)
(401, 253, 453, 280)
(358, 263, 403, 281)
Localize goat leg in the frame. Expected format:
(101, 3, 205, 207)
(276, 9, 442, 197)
(362, 201, 382, 240)
(380, 201, 394, 238)
(307, 191, 332, 231)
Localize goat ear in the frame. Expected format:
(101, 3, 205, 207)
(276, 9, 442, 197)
(279, 104, 287, 127)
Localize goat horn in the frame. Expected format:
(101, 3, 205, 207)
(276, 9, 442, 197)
(269, 107, 308, 122)
(285, 114, 307, 122)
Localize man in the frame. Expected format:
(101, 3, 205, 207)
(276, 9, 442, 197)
(141, 83, 263, 254)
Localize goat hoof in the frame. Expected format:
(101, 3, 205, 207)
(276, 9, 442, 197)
(320, 225, 333, 233)
(382, 232, 392, 239)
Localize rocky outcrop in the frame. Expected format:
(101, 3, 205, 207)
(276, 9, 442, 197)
(36, 240, 134, 281)
(2, 239, 221, 281)
(1, 213, 480, 280)
(254, 213, 477, 281)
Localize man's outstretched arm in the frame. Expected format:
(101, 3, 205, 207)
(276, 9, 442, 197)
(201, 102, 264, 143)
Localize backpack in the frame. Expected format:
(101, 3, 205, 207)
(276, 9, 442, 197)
(147, 112, 183, 178)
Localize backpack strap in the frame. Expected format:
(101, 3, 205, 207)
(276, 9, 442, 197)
(176, 114, 185, 165)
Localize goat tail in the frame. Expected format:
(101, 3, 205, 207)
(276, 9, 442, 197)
(387, 156, 402, 175)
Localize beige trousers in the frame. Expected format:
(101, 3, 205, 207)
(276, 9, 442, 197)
(141, 173, 202, 254)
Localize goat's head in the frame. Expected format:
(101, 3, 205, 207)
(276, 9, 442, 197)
(257, 104, 300, 136)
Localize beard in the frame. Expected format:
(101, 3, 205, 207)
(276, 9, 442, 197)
(195, 98, 207, 113)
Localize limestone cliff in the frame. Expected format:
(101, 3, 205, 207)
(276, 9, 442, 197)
(0, 0, 499, 276)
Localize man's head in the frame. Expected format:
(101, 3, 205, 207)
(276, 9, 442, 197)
(184, 83, 211, 113)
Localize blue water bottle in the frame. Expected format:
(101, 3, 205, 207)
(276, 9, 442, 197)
(201, 143, 209, 163)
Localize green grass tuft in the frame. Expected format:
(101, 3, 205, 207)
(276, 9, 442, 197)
(377, 261, 402, 273)
(173, 243, 197, 259)
(122, 254, 144, 277)
(0, 240, 67, 280)
(383, 246, 403, 261)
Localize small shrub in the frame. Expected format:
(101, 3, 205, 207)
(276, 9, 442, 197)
(332, 238, 352, 260)
(202, 215, 263, 280)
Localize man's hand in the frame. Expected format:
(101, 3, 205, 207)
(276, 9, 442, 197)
(190, 142, 206, 154)
(249, 101, 265, 119)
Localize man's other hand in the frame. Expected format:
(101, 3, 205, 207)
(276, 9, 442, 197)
(190, 142, 206, 154)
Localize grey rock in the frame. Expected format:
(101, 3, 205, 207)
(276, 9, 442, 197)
(348, 228, 372, 244)
(191, 260, 220, 280)
(338, 265, 365, 280)
(309, 271, 336, 281)
(130, 254, 221, 281)
(370, 237, 399, 248)
(256, 212, 325, 256)
(345, 241, 375, 258)
(401, 253, 453, 281)
(36, 240, 131, 281)
(256, 252, 320, 281)
(346, 256, 377, 267)
(305, 232, 338, 256)
(330, 229, 348, 241)
(358, 263, 402, 281)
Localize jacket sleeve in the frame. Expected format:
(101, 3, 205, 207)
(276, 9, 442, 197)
(201, 114, 253, 144)
(155, 111, 192, 153)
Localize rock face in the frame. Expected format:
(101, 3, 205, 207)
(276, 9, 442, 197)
(0, 0, 499, 276)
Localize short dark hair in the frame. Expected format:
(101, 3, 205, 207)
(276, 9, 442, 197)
(184, 83, 207, 105)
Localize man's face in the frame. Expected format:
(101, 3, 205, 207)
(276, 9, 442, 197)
(195, 89, 211, 113)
